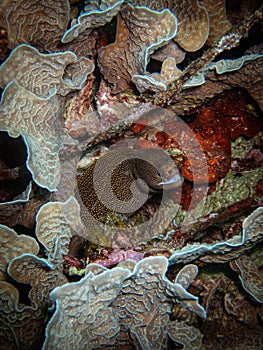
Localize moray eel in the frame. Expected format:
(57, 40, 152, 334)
(76, 147, 181, 224)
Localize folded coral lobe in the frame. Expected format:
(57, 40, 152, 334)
(98, 4, 177, 93)
(0, 0, 70, 51)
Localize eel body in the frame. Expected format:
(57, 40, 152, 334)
(76, 146, 181, 224)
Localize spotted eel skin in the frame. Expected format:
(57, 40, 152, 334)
(76, 147, 181, 223)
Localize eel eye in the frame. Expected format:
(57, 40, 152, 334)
(156, 169, 162, 179)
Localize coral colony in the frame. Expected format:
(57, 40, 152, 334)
(0, 1, 263, 349)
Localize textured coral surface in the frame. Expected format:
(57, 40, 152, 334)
(0, 0, 262, 349)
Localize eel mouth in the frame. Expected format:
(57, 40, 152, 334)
(158, 173, 181, 186)
(157, 172, 182, 189)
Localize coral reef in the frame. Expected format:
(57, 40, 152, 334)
(43, 257, 205, 349)
(0, 0, 262, 349)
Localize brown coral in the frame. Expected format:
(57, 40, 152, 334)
(98, 4, 177, 92)
(171, 0, 209, 51)
(0, 253, 67, 350)
(132, 0, 209, 51)
(0, 44, 94, 97)
(0, 225, 39, 280)
(0, 281, 46, 350)
(230, 254, 263, 303)
(0, 0, 70, 52)
(202, 0, 231, 46)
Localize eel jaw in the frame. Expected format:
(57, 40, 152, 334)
(158, 173, 182, 187)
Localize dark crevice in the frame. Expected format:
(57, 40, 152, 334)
(0, 132, 32, 202)
(92, 16, 118, 107)
(177, 45, 209, 71)
(147, 58, 162, 73)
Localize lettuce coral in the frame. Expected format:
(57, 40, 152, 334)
(36, 197, 84, 267)
(0, 44, 94, 97)
(43, 257, 205, 349)
(0, 81, 62, 191)
(0, 44, 94, 191)
(98, 4, 178, 93)
(0, 0, 70, 51)
(0, 224, 39, 280)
